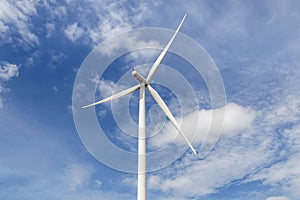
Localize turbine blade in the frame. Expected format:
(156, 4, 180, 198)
(146, 14, 187, 82)
(147, 85, 197, 155)
(82, 84, 140, 108)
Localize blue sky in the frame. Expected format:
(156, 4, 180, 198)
(1, 0, 300, 200)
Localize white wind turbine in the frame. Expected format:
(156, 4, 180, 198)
(82, 14, 197, 200)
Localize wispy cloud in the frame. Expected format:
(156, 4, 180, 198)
(251, 125, 300, 198)
(0, 61, 20, 108)
(47, 51, 66, 69)
(61, 164, 95, 191)
(62, 0, 158, 47)
(267, 197, 289, 200)
(0, 83, 6, 108)
(45, 22, 55, 38)
(0, 0, 39, 47)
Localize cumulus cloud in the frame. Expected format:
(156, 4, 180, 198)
(64, 23, 84, 42)
(149, 103, 255, 150)
(0, 61, 19, 81)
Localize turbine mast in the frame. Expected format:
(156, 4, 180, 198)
(137, 83, 146, 200)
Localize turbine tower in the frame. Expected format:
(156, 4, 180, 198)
(82, 14, 196, 200)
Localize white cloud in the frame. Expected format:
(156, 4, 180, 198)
(92, 79, 128, 98)
(0, 83, 9, 108)
(86, 1, 139, 44)
(1, 1, 299, 199)
(206, 2, 247, 38)
(97, 79, 123, 98)
(45, 22, 55, 38)
(251, 125, 300, 197)
(47, 51, 66, 68)
(0, 61, 19, 108)
(52, 5, 67, 19)
(0, 61, 19, 81)
(148, 175, 161, 189)
(64, 22, 84, 42)
(53, 86, 58, 93)
(61, 164, 95, 191)
(0, 20, 8, 32)
(147, 68, 300, 198)
(67, 104, 77, 114)
(222, 103, 255, 136)
(0, 0, 39, 46)
(0, 83, 8, 93)
(244, 61, 300, 197)
(148, 137, 270, 198)
(96, 32, 162, 57)
(146, 93, 299, 199)
(0, 97, 4, 108)
(149, 103, 255, 149)
(93, 179, 102, 188)
(122, 176, 136, 187)
(62, 0, 157, 47)
(267, 197, 289, 200)
(25, 50, 40, 67)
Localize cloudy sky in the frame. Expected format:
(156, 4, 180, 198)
(1, 0, 300, 200)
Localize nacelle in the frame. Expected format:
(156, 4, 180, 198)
(132, 69, 148, 84)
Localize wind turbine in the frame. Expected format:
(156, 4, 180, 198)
(82, 14, 197, 200)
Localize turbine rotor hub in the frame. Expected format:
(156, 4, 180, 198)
(132, 69, 148, 85)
